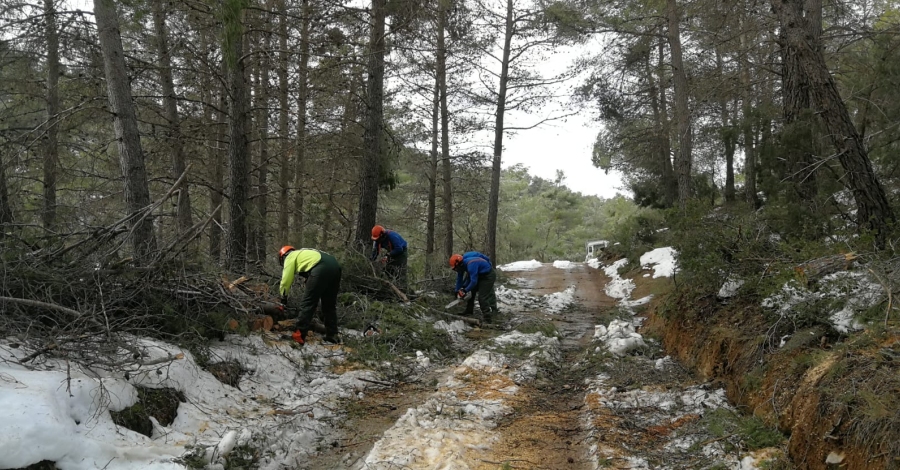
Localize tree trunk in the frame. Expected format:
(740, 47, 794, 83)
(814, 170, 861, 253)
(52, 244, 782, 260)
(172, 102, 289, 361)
(292, 0, 311, 247)
(277, 0, 290, 244)
(438, 0, 454, 260)
(486, 0, 513, 264)
(208, 58, 227, 264)
(356, 0, 386, 247)
(426, 70, 438, 271)
(772, 0, 894, 240)
(93, 0, 157, 262)
(43, 0, 60, 230)
(716, 47, 735, 203)
(0, 153, 11, 225)
(656, 32, 676, 207)
(253, 29, 271, 267)
(152, 0, 193, 235)
(740, 28, 758, 208)
(666, 0, 693, 209)
(224, 0, 251, 272)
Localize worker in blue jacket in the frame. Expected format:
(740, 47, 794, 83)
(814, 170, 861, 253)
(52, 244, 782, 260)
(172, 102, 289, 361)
(371, 225, 408, 292)
(449, 252, 499, 323)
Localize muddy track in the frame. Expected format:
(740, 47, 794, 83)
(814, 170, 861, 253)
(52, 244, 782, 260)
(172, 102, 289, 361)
(476, 264, 618, 469)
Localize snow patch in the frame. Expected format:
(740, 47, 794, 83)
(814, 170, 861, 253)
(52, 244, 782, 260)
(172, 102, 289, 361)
(718, 276, 745, 298)
(762, 271, 882, 333)
(593, 320, 647, 356)
(552, 260, 575, 269)
(586, 258, 603, 269)
(640, 247, 679, 278)
(497, 259, 542, 271)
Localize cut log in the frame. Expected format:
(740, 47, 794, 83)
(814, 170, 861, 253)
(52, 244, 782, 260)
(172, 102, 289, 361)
(250, 315, 274, 332)
(794, 253, 857, 285)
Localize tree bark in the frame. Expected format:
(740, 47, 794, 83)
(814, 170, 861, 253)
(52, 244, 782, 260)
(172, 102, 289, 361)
(43, 0, 60, 230)
(93, 0, 157, 262)
(772, 0, 894, 240)
(277, 0, 290, 244)
(740, 27, 758, 207)
(0, 153, 11, 225)
(438, 0, 453, 261)
(224, 0, 251, 272)
(356, 0, 386, 247)
(292, 0, 311, 247)
(486, 0, 513, 264)
(208, 58, 227, 264)
(427, 65, 438, 269)
(666, 0, 693, 209)
(253, 28, 271, 267)
(716, 47, 735, 203)
(656, 32, 676, 207)
(152, 0, 193, 235)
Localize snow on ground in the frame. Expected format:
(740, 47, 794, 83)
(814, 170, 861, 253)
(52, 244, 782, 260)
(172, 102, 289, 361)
(552, 260, 575, 269)
(603, 259, 636, 300)
(593, 320, 647, 356)
(0, 334, 375, 470)
(640, 247, 679, 278)
(361, 331, 560, 468)
(585, 258, 603, 269)
(761, 271, 883, 333)
(718, 275, 745, 298)
(497, 259, 543, 272)
(496, 284, 576, 315)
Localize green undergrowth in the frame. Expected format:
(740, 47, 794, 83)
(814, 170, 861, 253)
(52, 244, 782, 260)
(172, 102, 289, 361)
(697, 408, 785, 453)
(340, 297, 459, 376)
(110, 386, 185, 438)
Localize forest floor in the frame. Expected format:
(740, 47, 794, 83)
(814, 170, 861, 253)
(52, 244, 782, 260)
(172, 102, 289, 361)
(312, 262, 775, 470)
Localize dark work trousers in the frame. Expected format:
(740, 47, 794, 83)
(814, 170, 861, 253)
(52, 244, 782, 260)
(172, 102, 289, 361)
(385, 247, 408, 292)
(463, 268, 499, 320)
(296, 253, 342, 337)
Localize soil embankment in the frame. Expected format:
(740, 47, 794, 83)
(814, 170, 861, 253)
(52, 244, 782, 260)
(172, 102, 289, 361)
(644, 289, 900, 470)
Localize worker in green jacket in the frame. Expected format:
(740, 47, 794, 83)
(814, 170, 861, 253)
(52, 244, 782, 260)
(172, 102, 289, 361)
(278, 246, 342, 345)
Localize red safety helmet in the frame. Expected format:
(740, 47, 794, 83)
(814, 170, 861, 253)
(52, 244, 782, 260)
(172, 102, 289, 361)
(449, 254, 463, 269)
(278, 245, 295, 266)
(371, 225, 386, 240)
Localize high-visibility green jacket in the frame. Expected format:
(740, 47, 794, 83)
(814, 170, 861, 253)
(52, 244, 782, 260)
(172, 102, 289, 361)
(280, 249, 322, 296)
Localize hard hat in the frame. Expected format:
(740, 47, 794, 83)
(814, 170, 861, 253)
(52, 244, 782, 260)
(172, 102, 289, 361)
(449, 254, 463, 268)
(278, 245, 295, 265)
(371, 225, 385, 240)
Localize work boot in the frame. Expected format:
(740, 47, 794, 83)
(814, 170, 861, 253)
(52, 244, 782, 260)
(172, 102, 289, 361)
(323, 334, 342, 345)
(292, 330, 306, 346)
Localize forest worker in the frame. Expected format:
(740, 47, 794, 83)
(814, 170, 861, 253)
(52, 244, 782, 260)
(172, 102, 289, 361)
(370, 225, 408, 291)
(449, 252, 499, 323)
(278, 246, 342, 345)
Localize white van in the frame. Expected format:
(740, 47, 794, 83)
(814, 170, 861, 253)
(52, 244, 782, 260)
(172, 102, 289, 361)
(585, 240, 608, 262)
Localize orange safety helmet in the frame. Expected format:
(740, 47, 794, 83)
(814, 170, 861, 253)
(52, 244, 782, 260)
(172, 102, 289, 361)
(371, 225, 386, 240)
(278, 245, 295, 265)
(449, 254, 463, 269)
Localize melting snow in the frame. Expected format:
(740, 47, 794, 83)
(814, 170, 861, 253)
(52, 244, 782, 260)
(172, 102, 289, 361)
(586, 258, 603, 269)
(497, 259, 542, 271)
(552, 260, 575, 269)
(0, 334, 374, 470)
(762, 271, 883, 333)
(718, 276, 745, 298)
(603, 259, 636, 300)
(640, 247, 679, 278)
(594, 320, 648, 356)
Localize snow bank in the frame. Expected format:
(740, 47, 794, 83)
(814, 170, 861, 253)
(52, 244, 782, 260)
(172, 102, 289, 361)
(496, 284, 576, 315)
(0, 334, 374, 470)
(762, 271, 882, 333)
(497, 259, 542, 271)
(552, 260, 575, 269)
(363, 331, 560, 467)
(593, 319, 647, 356)
(603, 259, 636, 300)
(586, 258, 603, 269)
(640, 247, 679, 278)
(544, 285, 576, 313)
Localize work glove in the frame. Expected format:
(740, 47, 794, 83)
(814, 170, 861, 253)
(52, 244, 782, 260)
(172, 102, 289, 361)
(457, 289, 466, 299)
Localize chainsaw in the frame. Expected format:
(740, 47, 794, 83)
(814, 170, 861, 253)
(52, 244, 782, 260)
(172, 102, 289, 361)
(445, 291, 472, 309)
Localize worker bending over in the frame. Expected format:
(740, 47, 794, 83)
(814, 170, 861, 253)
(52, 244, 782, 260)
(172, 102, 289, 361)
(279, 246, 342, 345)
(371, 225, 408, 292)
(450, 251, 499, 323)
